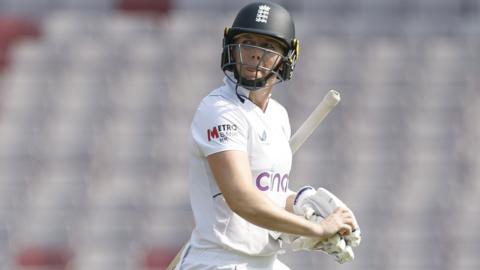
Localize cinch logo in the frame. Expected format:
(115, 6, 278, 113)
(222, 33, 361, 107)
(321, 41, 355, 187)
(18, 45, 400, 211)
(207, 124, 238, 142)
(256, 172, 289, 192)
(256, 5, 270, 23)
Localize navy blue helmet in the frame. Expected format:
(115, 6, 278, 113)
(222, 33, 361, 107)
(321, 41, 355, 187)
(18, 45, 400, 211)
(221, 1, 300, 90)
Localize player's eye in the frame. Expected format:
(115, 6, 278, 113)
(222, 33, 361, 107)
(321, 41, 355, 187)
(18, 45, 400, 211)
(241, 40, 256, 46)
(261, 43, 275, 50)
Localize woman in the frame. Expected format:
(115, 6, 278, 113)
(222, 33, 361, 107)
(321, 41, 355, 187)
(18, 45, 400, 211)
(180, 2, 355, 269)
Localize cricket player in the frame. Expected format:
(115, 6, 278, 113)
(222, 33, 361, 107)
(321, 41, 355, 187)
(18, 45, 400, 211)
(179, 2, 356, 269)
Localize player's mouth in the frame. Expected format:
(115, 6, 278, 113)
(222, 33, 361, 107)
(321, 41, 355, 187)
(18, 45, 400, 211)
(243, 67, 265, 79)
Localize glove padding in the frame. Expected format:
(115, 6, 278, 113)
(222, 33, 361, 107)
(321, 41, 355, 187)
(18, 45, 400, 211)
(291, 187, 362, 264)
(291, 230, 358, 264)
(294, 187, 360, 230)
(294, 187, 361, 240)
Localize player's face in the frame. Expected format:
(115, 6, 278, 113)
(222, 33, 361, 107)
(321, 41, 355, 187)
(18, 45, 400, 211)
(233, 34, 285, 81)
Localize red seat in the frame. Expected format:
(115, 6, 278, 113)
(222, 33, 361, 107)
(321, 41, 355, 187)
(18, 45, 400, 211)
(16, 246, 72, 269)
(116, 0, 171, 15)
(142, 246, 179, 269)
(0, 17, 40, 70)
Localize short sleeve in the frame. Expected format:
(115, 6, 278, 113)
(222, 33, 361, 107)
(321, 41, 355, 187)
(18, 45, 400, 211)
(191, 99, 249, 157)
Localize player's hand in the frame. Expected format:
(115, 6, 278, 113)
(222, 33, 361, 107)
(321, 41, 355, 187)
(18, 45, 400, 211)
(318, 207, 354, 238)
(291, 187, 361, 264)
(293, 186, 362, 246)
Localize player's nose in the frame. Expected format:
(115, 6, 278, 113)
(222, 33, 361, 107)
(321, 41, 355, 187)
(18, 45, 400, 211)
(251, 54, 261, 60)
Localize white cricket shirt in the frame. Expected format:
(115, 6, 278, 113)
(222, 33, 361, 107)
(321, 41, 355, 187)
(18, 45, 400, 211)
(187, 78, 293, 256)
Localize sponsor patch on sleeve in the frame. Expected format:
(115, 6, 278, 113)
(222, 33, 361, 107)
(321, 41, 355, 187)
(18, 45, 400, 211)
(207, 124, 239, 143)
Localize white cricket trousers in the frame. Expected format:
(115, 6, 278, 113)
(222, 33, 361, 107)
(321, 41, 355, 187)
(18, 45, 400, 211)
(176, 244, 291, 270)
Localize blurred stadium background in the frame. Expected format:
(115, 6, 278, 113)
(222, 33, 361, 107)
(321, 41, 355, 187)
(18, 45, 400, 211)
(0, 0, 479, 269)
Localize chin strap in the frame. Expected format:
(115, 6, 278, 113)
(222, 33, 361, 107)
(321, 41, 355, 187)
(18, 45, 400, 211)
(233, 68, 278, 91)
(235, 84, 246, 103)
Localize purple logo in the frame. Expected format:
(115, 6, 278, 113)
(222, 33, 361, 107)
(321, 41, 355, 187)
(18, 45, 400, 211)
(255, 172, 289, 192)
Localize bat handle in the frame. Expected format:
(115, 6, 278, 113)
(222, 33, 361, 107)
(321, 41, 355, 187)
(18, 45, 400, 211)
(289, 90, 341, 154)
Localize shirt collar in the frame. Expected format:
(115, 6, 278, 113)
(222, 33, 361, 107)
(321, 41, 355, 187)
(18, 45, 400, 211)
(223, 76, 273, 114)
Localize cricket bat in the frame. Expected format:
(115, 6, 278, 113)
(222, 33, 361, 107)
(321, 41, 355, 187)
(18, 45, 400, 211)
(166, 89, 341, 270)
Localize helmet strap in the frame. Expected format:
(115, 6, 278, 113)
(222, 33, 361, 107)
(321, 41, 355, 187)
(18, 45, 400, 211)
(233, 66, 280, 91)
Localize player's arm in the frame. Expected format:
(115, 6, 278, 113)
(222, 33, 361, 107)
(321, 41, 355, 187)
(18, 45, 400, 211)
(207, 150, 354, 240)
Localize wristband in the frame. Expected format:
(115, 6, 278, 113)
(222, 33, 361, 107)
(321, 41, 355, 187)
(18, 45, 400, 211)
(293, 186, 315, 206)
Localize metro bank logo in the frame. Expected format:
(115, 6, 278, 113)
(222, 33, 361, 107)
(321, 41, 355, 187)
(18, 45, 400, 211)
(207, 124, 238, 142)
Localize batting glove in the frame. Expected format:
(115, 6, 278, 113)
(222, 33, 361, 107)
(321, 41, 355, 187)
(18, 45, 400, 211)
(291, 187, 361, 264)
(291, 227, 354, 264)
(295, 187, 361, 240)
(292, 186, 317, 218)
